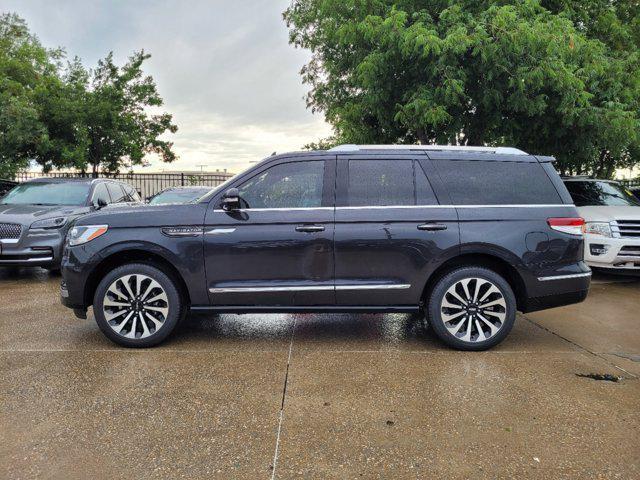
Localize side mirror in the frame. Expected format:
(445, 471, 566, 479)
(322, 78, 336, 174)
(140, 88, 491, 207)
(221, 188, 240, 211)
(93, 198, 108, 210)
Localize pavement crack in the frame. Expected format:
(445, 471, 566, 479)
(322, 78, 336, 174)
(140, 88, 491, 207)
(270, 318, 296, 479)
(522, 314, 638, 379)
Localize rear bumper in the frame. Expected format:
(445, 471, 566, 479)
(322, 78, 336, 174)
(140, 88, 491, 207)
(521, 264, 592, 313)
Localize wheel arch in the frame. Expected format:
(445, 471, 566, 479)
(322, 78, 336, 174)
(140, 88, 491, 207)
(84, 247, 191, 307)
(421, 252, 528, 311)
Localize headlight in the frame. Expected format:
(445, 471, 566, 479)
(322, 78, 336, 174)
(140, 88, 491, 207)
(30, 217, 67, 230)
(67, 225, 108, 246)
(582, 222, 612, 237)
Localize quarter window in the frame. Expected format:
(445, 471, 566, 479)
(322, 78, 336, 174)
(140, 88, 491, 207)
(346, 159, 437, 206)
(237, 161, 325, 209)
(106, 183, 127, 203)
(91, 183, 110, 206)
(434, 160, 562, 205)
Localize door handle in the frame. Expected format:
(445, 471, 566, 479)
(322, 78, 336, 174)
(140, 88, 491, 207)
(295, 225, 325, 233)
(417, 223, 447, 231)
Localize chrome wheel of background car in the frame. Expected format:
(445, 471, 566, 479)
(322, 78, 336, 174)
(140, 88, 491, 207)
(440, 277, 507, 343)
(102, 274, 169, 339)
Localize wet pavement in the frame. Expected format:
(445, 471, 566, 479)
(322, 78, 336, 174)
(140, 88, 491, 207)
(0, 268, 638, 479)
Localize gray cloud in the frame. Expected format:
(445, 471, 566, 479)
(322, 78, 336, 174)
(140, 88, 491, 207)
(2, 0, 331, 173)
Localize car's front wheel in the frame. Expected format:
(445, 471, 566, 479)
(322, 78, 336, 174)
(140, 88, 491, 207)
(93, 263, 183, 347)
(428, 267, 516, 351)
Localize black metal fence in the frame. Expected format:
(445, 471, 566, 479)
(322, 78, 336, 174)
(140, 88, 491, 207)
(619, 178, 639, 188)
(14, 171, 235, 198)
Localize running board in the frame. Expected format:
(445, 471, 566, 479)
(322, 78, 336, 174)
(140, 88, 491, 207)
(189, 305, 421, 314)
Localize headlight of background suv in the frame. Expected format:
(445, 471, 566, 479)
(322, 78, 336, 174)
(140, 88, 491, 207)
(582, 222, 612, 237)
(67, 225, 108, 246)
(29, 217, 67, 230)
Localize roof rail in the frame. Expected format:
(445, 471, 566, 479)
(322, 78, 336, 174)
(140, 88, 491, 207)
(328, 144, 528, 155)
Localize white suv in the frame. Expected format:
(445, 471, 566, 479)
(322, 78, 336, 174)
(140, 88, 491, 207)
(564, 178, 640, 275)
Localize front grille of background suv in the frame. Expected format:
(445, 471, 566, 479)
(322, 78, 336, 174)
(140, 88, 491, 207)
(0, 223, 22, 240)
(612, 220, 640, 238)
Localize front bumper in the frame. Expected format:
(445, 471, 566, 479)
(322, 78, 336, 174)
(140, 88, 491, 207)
(0, 230, 65, 268)
(583, 233, 640, 272)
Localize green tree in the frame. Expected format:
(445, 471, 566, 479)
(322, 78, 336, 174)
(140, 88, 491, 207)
(0, 13, 83, 178)
(79, 51, 178, 174)
(0, 13, 177, 177)
(285, 0, 640, 176)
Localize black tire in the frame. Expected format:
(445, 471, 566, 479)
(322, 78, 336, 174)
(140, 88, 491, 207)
(428, 267, 516, 351)
(93, 263, 183, 347)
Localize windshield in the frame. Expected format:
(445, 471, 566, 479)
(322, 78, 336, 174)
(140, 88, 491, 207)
(149, 188, 211, 205)
(564, 181, 640, 207)
(1, 182, 90, 206)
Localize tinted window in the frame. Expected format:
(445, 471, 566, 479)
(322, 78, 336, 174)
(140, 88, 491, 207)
(91, 183, 111, 206)
(149, 188, 210, 205)
(347, 159, 437, 206)
(1, 182, 90, 206)
(564, 181, 640, 207)
(238, 161, 324, 209)
(415, 162, 438, 205)
(434, 160, 562, 205)
(123, 185, 140, 202)
(106, 183, 126, 203)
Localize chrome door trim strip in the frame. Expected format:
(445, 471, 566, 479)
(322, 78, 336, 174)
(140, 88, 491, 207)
(205, 228, 236, 235)
(209, 284, 412, 293)
(209, 285, 334, 293)
(335, 284, 411, 290)
(211, 204, 573, 213)
(537, 272, 592, 282)
(212, 207, 334, 213)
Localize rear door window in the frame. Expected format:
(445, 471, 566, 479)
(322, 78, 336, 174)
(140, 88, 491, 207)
(346, 159, 437, 206)
(433, 160, 561, 205)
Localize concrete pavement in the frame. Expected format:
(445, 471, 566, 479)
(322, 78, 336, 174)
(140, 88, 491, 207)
(1, 268, 638, 479)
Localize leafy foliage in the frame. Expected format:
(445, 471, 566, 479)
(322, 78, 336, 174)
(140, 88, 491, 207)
(284, 0, 640, 176)
(0, 13, 177, 178)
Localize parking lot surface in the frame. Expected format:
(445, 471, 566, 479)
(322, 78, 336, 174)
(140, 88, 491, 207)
(1, 269, 638, 479)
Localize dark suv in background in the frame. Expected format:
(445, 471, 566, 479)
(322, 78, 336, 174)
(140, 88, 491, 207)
(61, 145, 591, 350)
(0, 177, 140, 269)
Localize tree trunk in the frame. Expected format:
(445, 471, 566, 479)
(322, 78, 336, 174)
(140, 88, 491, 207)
(416, 128, 429, 145)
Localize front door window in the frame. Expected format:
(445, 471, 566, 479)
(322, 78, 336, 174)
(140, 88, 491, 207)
(237, 161, 325, 209)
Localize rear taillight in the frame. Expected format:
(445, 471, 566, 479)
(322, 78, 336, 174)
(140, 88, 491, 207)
(547, 217, 585, 236)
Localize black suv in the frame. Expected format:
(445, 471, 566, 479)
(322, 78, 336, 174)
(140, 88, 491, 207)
(60, 146, 591, 350)
(0, 177, 140, 269)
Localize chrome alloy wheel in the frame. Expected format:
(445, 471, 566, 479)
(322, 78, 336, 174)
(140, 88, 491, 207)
(102, 274, 169, 339)
(440, 277, 507, 343)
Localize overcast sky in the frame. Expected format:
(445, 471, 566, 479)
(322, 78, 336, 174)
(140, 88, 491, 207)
(3, 0, 332, 173)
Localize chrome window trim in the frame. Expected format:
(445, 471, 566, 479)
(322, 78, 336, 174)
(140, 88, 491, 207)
(212, 204, 574, 213)
(537, 272, 592, 282)
(209, 284, 411, 293)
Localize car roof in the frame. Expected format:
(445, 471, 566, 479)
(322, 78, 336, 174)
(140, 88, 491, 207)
(562, 177, 620, 184)
(25, 177, 95, 184)
(264, 148, 548, 164)
(24, 177, 134, 187)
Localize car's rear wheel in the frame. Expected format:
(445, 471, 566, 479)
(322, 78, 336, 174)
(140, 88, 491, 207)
(428, 267, 516, 351)
(93, 263, 183, 347)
